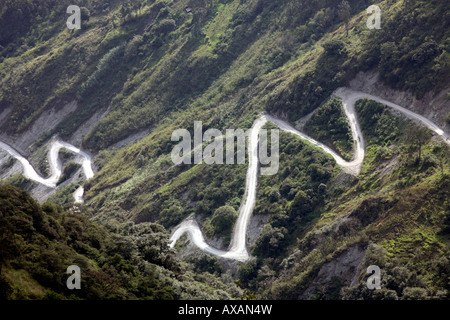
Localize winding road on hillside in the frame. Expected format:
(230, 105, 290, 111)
(169, 88, 450, 262)
(0, 138, 94, 203)
(0, 88, 448, 258)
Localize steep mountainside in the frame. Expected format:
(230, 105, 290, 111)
(0, 184, 241, 299)
(0, 0, 449, 300)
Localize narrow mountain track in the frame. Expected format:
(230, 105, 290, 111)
(169, 88, 450, 262)
(0, 137, 94, 203)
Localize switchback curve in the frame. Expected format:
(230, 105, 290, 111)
(169, 88, 449, 262)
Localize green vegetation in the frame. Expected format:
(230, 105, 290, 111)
(304, 98, 353, 160)
(58, 148, 74, 162)
(30, 143, 51, 177)
(48, 183, 82, 208)
(251, 125, 337, 259)
(4, 174, 36, 193)
(57, 162, 81, 185)
(77, 44, 126, 101)
(0, 184, 241, 299)
(210, 205, 238, 237)
(355, 99, 402, 145)
(0, 157, 15, 171)
(0, 0, 449, 301)
(2, 0, 448, 145)
(240, 101, 450, 299)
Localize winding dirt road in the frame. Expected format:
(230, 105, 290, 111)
(170, 116, 267, 261)
(169, 88, 450, 262)
(0, 137, 94, 203)
(0, 88, 447, 259)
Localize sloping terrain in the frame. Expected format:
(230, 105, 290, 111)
(0, 0, 449, 300)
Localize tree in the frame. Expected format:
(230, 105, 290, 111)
(0, 222, 16, 277)
(211, 206, 238, 236)
(254, 224, 287, 256)
(432, 142, 450, 174)
(402, 287, 429, 300)
(338, 1, 351, 36)
(268, 188, 281, 203)
(120, 0, 133, 22)
(80, 7, 90, 22)
(139, 0, 146, 15)
(380, 42, 401, 84)
(404, 125, 432, 164)
(322, 39, 346, 56)
(290, 190, 312, 216)
(155, 19, 176, 35)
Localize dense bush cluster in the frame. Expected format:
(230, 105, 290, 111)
(57, 162, 81, 185)
(372, 3, 450, 98)
(77, 45, 126, 100)
(355, 99, 401, 145)
(267, 0, 449, 120)
(236, 100, 449, 299)
(304, 98, 353, 160)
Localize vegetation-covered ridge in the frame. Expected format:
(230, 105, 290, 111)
(76, 0, 448, 228)
(1, 0, 448, 144)
(0, 184, 242, 299)
(241, 99, 450, 300)
(0, 0, 449, 301)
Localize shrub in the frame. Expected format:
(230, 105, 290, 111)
(77, 44, 125, 99)
(322, 39, 346, 56)
(268, 188, 281, 203)
(304, 98, 352, 159)
(153, 18, 176, 35)
(290, 190, 312, 216)
(124, 35, 143, 60)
